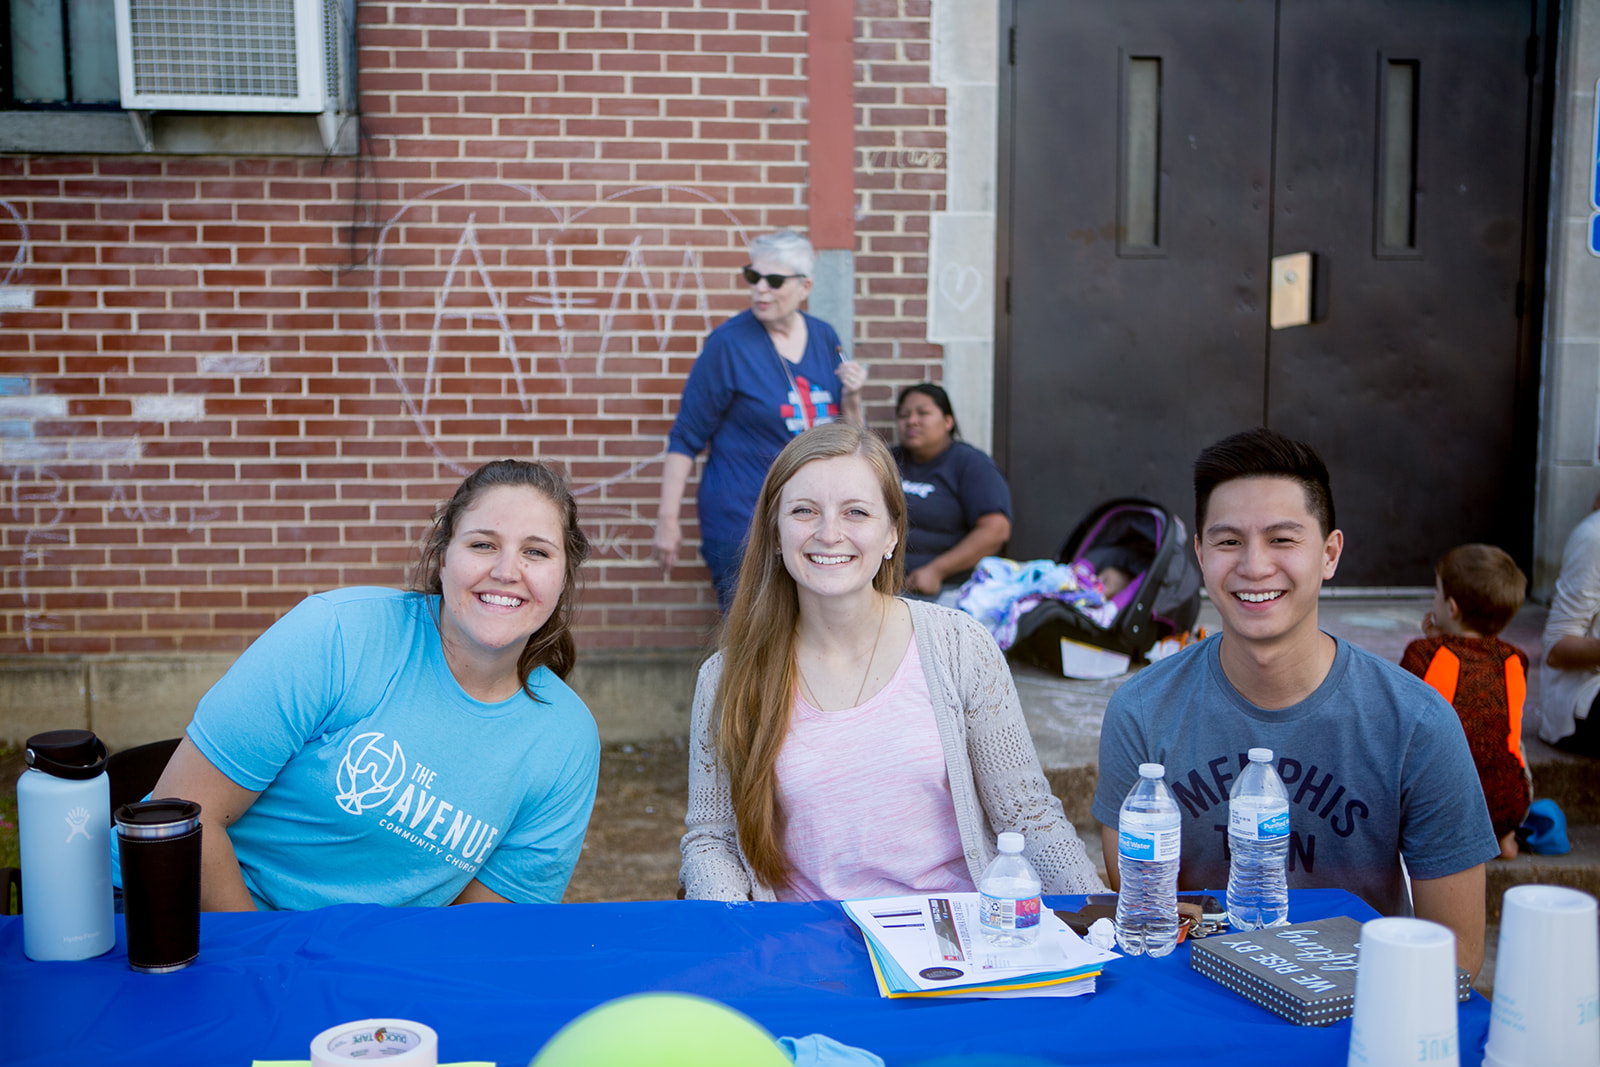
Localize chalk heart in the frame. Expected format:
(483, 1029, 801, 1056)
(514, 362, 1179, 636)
(369, 181, 745, 469)
(939, 264, 984, 312)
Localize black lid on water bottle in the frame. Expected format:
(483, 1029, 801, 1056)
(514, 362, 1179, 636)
(24, 729, 109, 780)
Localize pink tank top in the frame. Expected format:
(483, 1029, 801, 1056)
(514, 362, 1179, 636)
(774, 633, 973, 901)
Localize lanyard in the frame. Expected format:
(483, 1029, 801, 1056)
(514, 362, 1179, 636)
(774, 348, 814, 431)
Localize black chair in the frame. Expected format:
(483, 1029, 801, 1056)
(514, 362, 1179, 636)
(106, 737, 183, 814)
(0, 865, 17, 917)
(2, 736, 182, 915)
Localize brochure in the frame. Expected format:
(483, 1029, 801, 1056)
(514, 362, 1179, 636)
(841, 893, 1119, 999)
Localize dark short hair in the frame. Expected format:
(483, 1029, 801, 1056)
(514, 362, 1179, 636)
(412, 459, 591, 696)
(1436, 543, 1526, 636)
(1193, 427, 1335, 536)
(895, 382, 961, 439)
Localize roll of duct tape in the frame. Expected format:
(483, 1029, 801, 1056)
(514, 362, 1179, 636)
(310, 1019, 439, 1065)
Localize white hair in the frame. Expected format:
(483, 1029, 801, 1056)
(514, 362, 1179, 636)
(747, 230, 815, 277)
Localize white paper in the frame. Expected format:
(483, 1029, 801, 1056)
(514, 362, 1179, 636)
(962, 977, 1097, 999)
(842, 893, 1119, 995)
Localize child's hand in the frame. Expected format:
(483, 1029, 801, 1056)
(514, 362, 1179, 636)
(1421, 611, 1444, 638)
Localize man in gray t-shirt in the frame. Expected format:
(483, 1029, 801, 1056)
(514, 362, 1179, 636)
(1091, 428, 1498, 977)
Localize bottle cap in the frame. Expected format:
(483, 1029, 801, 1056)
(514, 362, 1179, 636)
(24, 729, 108, 781)
(996, 831, 1024, 854)
(1248, 747, 1274, 763)
(1138, 762, 1165, 778)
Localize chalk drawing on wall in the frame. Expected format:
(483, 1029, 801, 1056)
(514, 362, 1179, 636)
(369, 182, 752, 556)
(4, 445, 226, 649)
(7, 465, 65, 650)
(0, 198, 26, 288)
(860, 134, 947, 176)
(938, 263, 983, 312)
(2, 181, 766, 637)
(371, 182, 747, 463)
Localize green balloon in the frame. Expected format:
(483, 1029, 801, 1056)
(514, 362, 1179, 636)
(530, 993, 792, 1067)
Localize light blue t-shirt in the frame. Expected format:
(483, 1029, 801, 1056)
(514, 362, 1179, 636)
(155, 588, 599, 910)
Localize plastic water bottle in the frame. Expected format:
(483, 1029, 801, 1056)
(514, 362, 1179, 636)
(979, 831, 1042, 947)
(1227, 747, 1291, 930)
(17, 730, 115, 961)
(1115, 762, 1181, 957)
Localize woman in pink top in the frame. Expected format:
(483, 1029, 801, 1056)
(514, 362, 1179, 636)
(680, 422, 1104, 901)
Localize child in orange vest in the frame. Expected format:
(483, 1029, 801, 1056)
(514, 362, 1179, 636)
(1401, 544, 1531, 860)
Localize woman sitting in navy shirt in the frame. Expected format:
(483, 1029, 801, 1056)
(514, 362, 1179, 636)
(892, 383, 1013, 603)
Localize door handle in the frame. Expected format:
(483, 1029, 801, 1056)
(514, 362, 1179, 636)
(1270, 252, 1313, 329)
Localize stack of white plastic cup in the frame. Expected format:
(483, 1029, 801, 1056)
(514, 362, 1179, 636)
(1347, 917, 1459, 1067)
(1483, 884, 1600, 1067)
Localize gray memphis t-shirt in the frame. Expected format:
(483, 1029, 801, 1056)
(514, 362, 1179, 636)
(1092, 635, 1498, 916)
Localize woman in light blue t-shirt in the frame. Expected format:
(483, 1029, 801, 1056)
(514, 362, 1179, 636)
(143, 460, 601, 911)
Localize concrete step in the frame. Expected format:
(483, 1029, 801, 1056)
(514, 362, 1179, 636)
(1485, 824, 1600, 923)
(1525, 739, 1600, 823)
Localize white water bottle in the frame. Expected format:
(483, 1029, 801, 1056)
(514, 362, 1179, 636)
(17, 730, 115, 961)
(1227, 747, 1291, 930)
(978, 831, 1042, 946)
(1115, 762, 1181, 957)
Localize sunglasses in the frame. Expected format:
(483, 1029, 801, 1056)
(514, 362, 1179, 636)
(742, 266, 806, 288)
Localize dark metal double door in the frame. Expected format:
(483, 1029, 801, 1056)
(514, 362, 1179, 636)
(999, 0, 1548, 584)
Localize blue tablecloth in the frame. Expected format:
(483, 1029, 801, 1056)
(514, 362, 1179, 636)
(0, 889, 1489, 1066)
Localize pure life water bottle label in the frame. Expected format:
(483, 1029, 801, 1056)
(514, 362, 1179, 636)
(1119, 824, 1180, 862)
(1230, 802, 1290, 842)
(980, 894, 1041, 931)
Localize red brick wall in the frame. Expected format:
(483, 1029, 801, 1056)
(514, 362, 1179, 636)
(0, 0, 945, 656)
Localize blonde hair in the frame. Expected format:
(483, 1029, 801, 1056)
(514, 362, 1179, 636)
(715, 422, 906, 889)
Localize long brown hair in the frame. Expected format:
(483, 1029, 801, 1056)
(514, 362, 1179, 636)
(716, 422, 907, 889)
(412, 460, 591, 697)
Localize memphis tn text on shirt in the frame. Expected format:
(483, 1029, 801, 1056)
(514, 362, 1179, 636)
(1172, 752, 1371, 874)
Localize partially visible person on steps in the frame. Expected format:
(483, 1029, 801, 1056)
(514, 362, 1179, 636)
(1537, 491, 1600, 757)
(1401, 544, 1531, 861)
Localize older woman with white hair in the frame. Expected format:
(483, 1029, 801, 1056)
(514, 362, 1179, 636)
(653, 230, 866, 612)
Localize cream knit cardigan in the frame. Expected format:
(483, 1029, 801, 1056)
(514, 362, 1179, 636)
(679, 597, 1107, 900)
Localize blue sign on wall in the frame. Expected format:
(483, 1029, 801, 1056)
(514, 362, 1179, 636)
(1591, 77, 1600, 255)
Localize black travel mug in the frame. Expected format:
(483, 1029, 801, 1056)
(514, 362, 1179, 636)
(114, 799, 202, 973)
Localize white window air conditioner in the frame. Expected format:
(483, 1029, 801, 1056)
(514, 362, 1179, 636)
(113, 0, 332, 113)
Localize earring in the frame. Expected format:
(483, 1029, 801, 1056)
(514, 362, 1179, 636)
(884, 550, 894, 560)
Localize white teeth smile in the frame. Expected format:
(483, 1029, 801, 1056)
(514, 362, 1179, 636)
(808, 554, 851, 566)
(1236, 591, 1284, 603)
(478, 593, 524, 607)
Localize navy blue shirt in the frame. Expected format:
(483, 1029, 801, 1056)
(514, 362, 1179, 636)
(668, 310, 845, 546)
(893, 440, 1013, 583)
